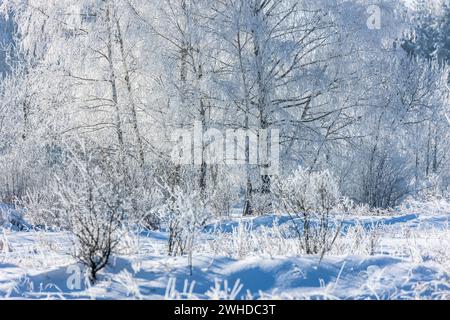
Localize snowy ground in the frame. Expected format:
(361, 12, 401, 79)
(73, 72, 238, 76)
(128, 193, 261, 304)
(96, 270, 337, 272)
(1, 206, 450, 300)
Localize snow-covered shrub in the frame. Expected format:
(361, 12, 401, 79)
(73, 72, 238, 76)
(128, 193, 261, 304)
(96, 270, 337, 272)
(202, 219, 388, 259)
(0, 151, 27, 203)
(204, 221, 299, 259)
(250, 192, 275, 216)
(418, 174, 445, 199)
(330, 223, 383, 256)
(399, 196, 450, 216)
(134, 185, 164, 230)
(272, 168, 341, 255)
(208, 171, 239, 218)
(53, 143, 134, 283)
(358, 146, 412, 208)
(0, 204, 29, 231)
(161, 186, 208, 272)
(16, 189, 60, 229)
(335, 197, 396, 217)
(0, 150, 41, 204)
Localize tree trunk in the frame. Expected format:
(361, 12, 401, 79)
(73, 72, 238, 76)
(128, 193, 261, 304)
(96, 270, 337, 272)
(106, 5, 126, 172)
(116, 19, 145, 169)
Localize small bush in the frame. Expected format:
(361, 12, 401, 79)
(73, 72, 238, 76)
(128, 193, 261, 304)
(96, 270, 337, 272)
(272, 168, 341, 255)
(53, 143, 132, 283)
(160, 187, 208, 274)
